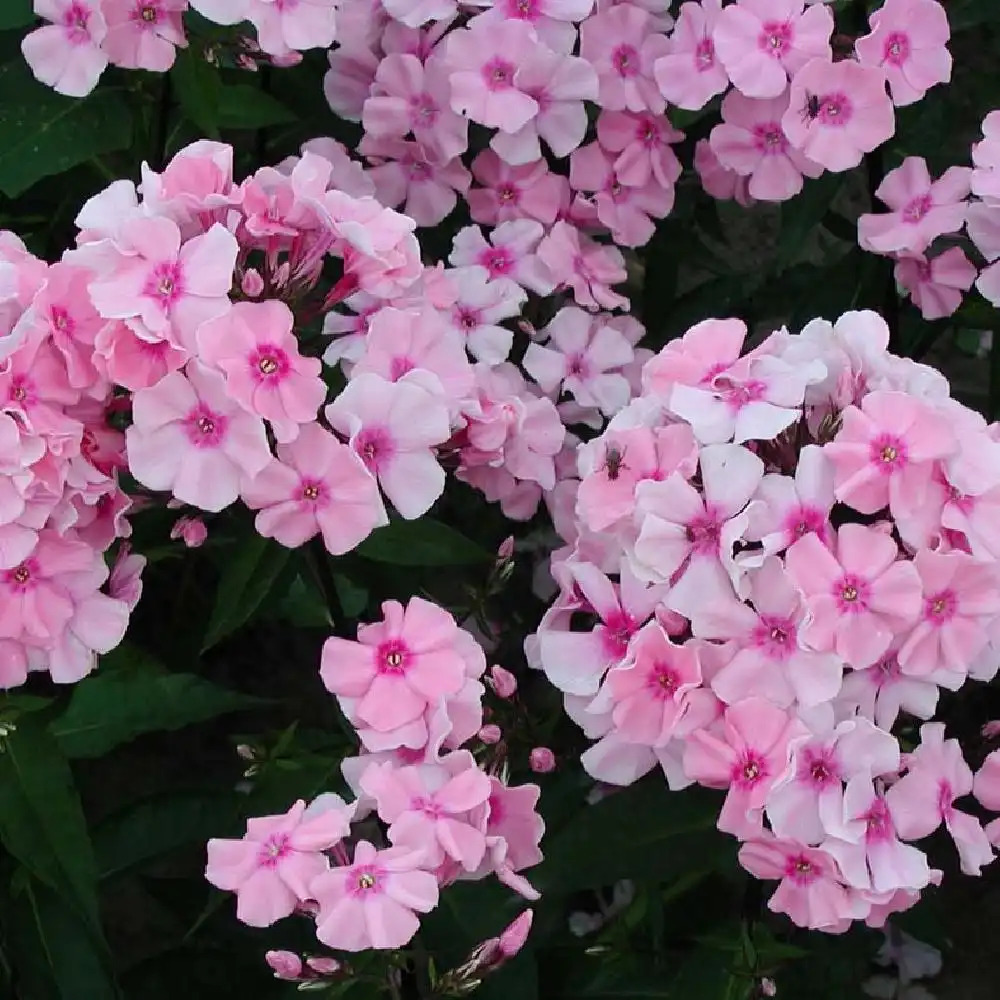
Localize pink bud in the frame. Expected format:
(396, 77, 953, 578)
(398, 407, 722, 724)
(489, 665, 518, 699)
(497, 535, 515, 561)
(760, 977, 777, 997)
(479, 724, 502, 745)
(499, 910, 533, 958)
(984, 721, 1000, 739)
(305, 957, 341, 976)
(529, 747, 555, 774)
(265, 951, 303, 981)
(241, 269, 265, 297)
(170, 516, 207, 548)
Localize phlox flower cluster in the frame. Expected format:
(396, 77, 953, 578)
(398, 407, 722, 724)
(21, 0, 337, 97)
(207, 596, 543, 958)
(530, 308, 1000, 933)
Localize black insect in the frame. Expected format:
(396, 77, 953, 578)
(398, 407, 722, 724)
(602, 444, 626, 481)
(801, 92, 822, 124)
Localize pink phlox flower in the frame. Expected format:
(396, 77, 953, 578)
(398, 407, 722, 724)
(362, 137, 472, 228)
(292, 137, 376, 199)
(443, 20, 542, 133)
(824, 389, 956, 523)
(694, 137, 754, 205)
(782, 58, 895, 173)
(894, 249, 979, 319)
(477, 778, 544, 898)
(88, 217, 238, 353)
(489, 44, 599, 166)
(351, 305, 474, 413)
(102, 0, 188, 73)
(449, 222, 555, 296)
(785, 523, 922, 669)
(362, 53, 469, 162)
(767, 717, 900, 847)
(641, 316, 748, 399)
(739, 835, 866, 932)
(245, 0, 338, 58)
(580, 3, 670, 113)
(93, 320, 187, 391)
(321, 290, 383, 369)
(653, 0, 728, 111)
(205, 797, 352, 928)
(360, 752, 492, 871)
(885, 723, 994, 876)
(684, 697, 807, 837)
(311, 840, 439, 951)
(895, 549, 1000, 684)
(445, 266, 526, 365)
(836, 647, 939, 730)
(467, 0, 594, 52)
(537, 221, 629, 312)
(854, 0, 951, 107)
(537, 558, 665, 696)
(714, 0, 834, 99)
(22, 0, 108, 97)
(744, 444, 835, 557)
(972, 111, 1000, 206)
(859, 158, 971, 255)
(197, 300, 326, 443)
(125, 360, 271, 512)
(709, 88, 824, 202)
(468, 151, 569, 226)
(596, 111, 684, 190)
(569, 142, 674, 247)
(382, 0, 456, 28)
(696, 556, 843, 709)
(242, 422, 386, 554)
(974, 748, 1000, 816)
(319, 597, 470, 734)
(523, 306, 635, 415)
(325, 372, 451, 520)
(324, 43, 381, 122)
(107, 542, 145, 610)
(936, 439, 1000, 562)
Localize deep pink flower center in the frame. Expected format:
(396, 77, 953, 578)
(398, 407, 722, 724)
(924, 589, 957, 624)
(183, 404, 228, 448)
(144, 260, 184, 312)
(389, 355, 416, 380)
(133, 1, 161, 24)
(457, 307, 480, 332)
(786, 855, 819, 884)
(4, 558, 37, 592)
(903, 194, 933, 223)
(410, 94, 439, 126)
(869, 433, 908, 474)
(63, 2, 93, 43)
(647, 661, 680, 699)
(497, 183, 519, 203)
(864, 797, 892, 842)
(883, 31, 911, 66)
(636, 117, 660, 146)
(480, 246, 514, 277)
(355, 426, 395, 472)
(8, 375, 35, 408)
(612, 44, 640, 78)
(753, 123, 788, 156)
(719, 377, 766, 410)
(758, 21, 792, 58)
(567, 352, 591, 378)
(784, 504, 825, 540)
(694, 37, 715, 70)
(350, 865, 383, 896)
(49, 306, 75, 335)
(507, 0, 539, 21)
(734, 750, 767, 789)
(412, 795, 443, 818)
(484, 57, 515, 90)
(685, 511, 722, 554)
(752, 614, 796, 661)
(937, 780, 954, 817)
(800, 747, 839, 788)
(377, 639, 410, 674)
(257, 833, 291, 868)
(817, 93, 853, 127)
(601, 610, 637, 659)
(407, 158, 431, 181)
(835, 573, 870, 613)
(299, 477, 325, 504)
(250, 344, 291, 382)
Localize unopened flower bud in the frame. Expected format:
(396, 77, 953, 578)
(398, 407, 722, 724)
(236, 744, 256, 761)
(479, 724, 502, 745)
(529, 747, 555, 773)
(266, 950, 303, 981)
(498, 910, 533, 958)
(488, 665, 517, 699)
(241, 269, 265, 297)
(760, 977, 777, 997)
(497, 535, 515, 561)
(305, 957, 341, 976)
(170, 516, 207, 548)
(984, 720, 1000, 739)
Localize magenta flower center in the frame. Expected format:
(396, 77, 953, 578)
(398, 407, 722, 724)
(924, 589, 957, 624)
(497, 184, 518, 203)
(410, 94, 439, 126)
(250, 344, 291, 382)
(49, 306, 74, 335)
(735, 751, 767, 788)
(134, 2, 161, 24)
(786, 855, 818, 884)
(5, 559, 36, 591)
(63, 2, 92, 43)
(754, 122, 788, 156)
(719, 377, 766, 410)
(869, 433, 908, 473)
(759, 21, 792, 58)
(817, 93, 853, 127)
(145, 260, 184, 312)
(257, 834, 291, 868)
(350, 865, 383, 896)
(484, 58, 515, 90)
(457, 307, 480, 332)
(647, 662, 679, 699)
(567, 352, 591, 379)
(300, 478, 324, 503)
(612, 44, 640, 78)
(412, 795, 443, 818)
(377, 639, 410, 674)
(800, 747, 840, 788)
(508, 0, 539, 20)
(685, 510, 722, 554)
(863, 797, 892, 842)
(784, 504, 825, 540)
(752, 615, 796, 661)
(695, 37, 715, 70)
(902, 194, 933, 223)
(835, 573, 870, 613)
(937, 780, 954, 818)
(9, 375, 34, 407)
(355, 426, 394, 473)
(481, 246, 514, 277)
(183, 404, 228, 448)
(601, 610, 637, 659)
(883, 31, 911, 66)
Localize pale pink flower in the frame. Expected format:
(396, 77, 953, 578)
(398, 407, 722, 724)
(859, 158, 971, 254)
(523, 306, 634, 415)
(684, 697, 805, 837)
(325, 373, 451, 520)
(785, 524, 923, 669)
(247, 0, 338, 57)
(362, 53, 468, 162)
(205, 797, 352, 927)
(197, 300, 326, 443)
(382, 0, 455, 28)
(242, 423, 386, 554)
(885, 723, 994, 876)
(971, 111, 1000, 206)
(311, 841, 439, 951)
(319, 597, 470, 733)
(450, 222, 555, 296)
(443, 20, 541, 133)
(102, 0, 188, 73)
(653, 0, 728, 111)
(739, 836, 863, 932)
(537, 221, 629, 312)
(324, 44, 380, 122)
(709, 89, 823, 202)
(580, 3, 670, 113)
(974, 748, 1000, 812)
(641, 315, 747, 398)
(837, 648, 940, 729)
(824, 390, 956, 520)
(782, 58, 895, 173)
(468, 0, 594, 52)
(483, 778, 544, 883)
(694, 138, 754, 204)
(713, 0, 833, 99)
(468, 152, 568, 226)
(596, 111, 684, 190)
(446, 267, 526, 366)
(93, 320, 187, 391)
(894, 249, 978, 320)
(22, 0, 108, 97)
(854, 0, 951, 107)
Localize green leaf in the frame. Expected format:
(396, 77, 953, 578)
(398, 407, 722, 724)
(354, 517, 492, 566)
(0, 61, 133, 198)
(94, 791, 242, 880)
(171, 47, 222, 139)
(202, 534, 293, 651)
(217, 85, 296, 130)
(51, 655, 264, 758)
(773, 172, 844, 272)
(0, 716, 103, 935)
(0, 0, 33, 30)
(948, 0, 1000, 29)
(533, 779, 729, 894)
